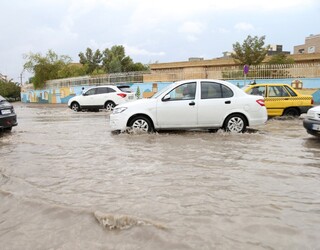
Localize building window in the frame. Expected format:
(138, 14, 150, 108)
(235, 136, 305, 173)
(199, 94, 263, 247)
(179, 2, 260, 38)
(308, 46, 315, 53)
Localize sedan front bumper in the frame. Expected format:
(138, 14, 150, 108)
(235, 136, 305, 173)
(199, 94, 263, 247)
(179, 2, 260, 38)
(109, 113, 130, 132)
(303, 118, 320, 136)
(0, 113, 18, 129)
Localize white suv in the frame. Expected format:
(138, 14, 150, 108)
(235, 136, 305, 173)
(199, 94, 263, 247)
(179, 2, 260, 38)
(68, 85, 136, 112)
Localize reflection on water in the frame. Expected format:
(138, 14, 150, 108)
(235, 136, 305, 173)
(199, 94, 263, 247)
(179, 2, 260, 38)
(1, 103, 320, 249)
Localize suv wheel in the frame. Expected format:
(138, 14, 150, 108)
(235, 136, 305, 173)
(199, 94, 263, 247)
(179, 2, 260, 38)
(71, 102, 81, 112)
(105, 101, 115, 112)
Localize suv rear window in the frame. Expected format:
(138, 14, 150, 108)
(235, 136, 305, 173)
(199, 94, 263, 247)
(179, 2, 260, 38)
(117, 86, 133, 93)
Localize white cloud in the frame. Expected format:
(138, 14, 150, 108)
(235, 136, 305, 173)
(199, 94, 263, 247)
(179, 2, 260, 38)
(218, 28, 230, 34)
(124, 44, 165, 57)
(234, 22, 254, 32)
(178, 21, 206, 42)
(179, 21, 206, 34)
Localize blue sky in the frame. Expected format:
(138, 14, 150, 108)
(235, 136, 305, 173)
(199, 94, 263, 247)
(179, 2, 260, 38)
(1, 0, 319, 83)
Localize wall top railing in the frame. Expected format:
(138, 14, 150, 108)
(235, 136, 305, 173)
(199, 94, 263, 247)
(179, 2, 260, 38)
(22, 63, 320, 90)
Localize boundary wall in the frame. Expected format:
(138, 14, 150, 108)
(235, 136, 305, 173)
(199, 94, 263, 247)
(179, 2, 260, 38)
(21, 77, 320, 105)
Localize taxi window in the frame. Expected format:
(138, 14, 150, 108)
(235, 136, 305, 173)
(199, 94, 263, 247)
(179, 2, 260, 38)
(284, 86, 297, 97)
(268, 86, 289, 97)
(247, 86, 266, 96)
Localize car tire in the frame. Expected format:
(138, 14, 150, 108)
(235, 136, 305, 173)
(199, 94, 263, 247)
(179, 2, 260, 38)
(283, 108, 300, 117)
(71, 102, 81, 112)
(105, 101, 115, 112)
(224, 114, 247, 133)
(129, 116, 154, 133)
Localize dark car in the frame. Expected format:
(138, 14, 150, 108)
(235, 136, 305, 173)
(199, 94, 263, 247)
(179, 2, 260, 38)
(303, 105, 320, 137)
(0, 95, 18, 131)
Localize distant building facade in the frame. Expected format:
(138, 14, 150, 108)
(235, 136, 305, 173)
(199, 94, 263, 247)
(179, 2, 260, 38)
(221, 44, 290, 59)
(294, 34, 320, 54)
(267, 44, 290, 55)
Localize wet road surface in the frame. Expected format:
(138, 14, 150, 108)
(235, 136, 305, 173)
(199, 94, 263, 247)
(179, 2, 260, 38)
(1, 103, 320, 249)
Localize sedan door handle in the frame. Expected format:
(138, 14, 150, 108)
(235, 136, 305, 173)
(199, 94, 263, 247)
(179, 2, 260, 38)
(225, 100, 231, 104)
(189, 101, 195, 106)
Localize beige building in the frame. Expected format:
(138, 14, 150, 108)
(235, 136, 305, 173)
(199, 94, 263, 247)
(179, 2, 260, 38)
(294, 34, 320, 54)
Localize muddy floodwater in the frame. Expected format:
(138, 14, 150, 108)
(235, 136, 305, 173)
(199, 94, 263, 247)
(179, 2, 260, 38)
(1, 103, 320, 250)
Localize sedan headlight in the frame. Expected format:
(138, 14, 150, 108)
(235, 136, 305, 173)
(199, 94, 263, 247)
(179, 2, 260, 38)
(112, 107, 127, 114)
(306, 110, 316, 119)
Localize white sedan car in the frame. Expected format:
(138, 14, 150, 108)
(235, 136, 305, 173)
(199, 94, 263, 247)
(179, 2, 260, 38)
(68, 85, 136, 112)
(110, 79, 267, 133)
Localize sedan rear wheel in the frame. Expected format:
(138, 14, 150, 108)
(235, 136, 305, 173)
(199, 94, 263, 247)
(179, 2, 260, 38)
(129, 116, 153, 133)
(224, 114, 246, 133)
(283, 108, 300, 117)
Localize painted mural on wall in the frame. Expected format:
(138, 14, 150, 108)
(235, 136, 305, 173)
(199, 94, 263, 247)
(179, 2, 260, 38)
(20, 78, 320, 104)
(20, 82, 172, 104)
(21, 86, 76, 104)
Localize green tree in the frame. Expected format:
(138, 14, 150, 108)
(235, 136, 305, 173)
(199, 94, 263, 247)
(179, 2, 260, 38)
(232, 35, 270, 65)
(78, 48, 102, 74)
(102, 45, 129, 73)
(101, 45, 149, 73)
(267, 53, 294, 64)
(129, 62, 150, 72)
(23, 50, 72, 89)
(0, 79, 21, 101)
(57, 63, 88, 78)
(78, 45, 149, 74)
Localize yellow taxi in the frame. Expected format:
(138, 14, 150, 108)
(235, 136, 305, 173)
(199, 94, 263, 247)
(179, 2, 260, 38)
(243, 83, 314, 117)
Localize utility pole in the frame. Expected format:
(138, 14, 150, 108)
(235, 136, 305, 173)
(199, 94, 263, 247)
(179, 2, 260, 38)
(20, 69, 24, 86)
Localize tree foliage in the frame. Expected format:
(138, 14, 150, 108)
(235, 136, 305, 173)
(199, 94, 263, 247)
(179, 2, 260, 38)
(0, 79, 21, 101)
(23, 46, 149, 89)
(232, 35, 270, 65)
(23, 50, 73, 89)
(267, 53, 294, 64)
(78, 48, 103, 74)
(79, 45, 149, 74)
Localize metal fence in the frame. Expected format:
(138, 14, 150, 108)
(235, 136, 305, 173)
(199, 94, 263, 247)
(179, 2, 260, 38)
(44, 71, 147, 89)
(146, 63, 320, 82)
(23, 63, 320, 90)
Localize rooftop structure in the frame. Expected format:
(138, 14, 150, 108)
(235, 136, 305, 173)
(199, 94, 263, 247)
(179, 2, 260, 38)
(294, 34, 320, 54)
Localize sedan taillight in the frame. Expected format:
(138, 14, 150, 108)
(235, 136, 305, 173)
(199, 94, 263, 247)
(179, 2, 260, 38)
(117, 93, 127, 98)
(256, 99, 265, 106)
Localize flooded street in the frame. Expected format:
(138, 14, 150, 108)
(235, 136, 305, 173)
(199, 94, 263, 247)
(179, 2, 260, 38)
(1, 103, 320, 250)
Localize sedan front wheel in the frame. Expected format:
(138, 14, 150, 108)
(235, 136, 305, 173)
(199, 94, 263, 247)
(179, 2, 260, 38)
(129, 116, 153, 133)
